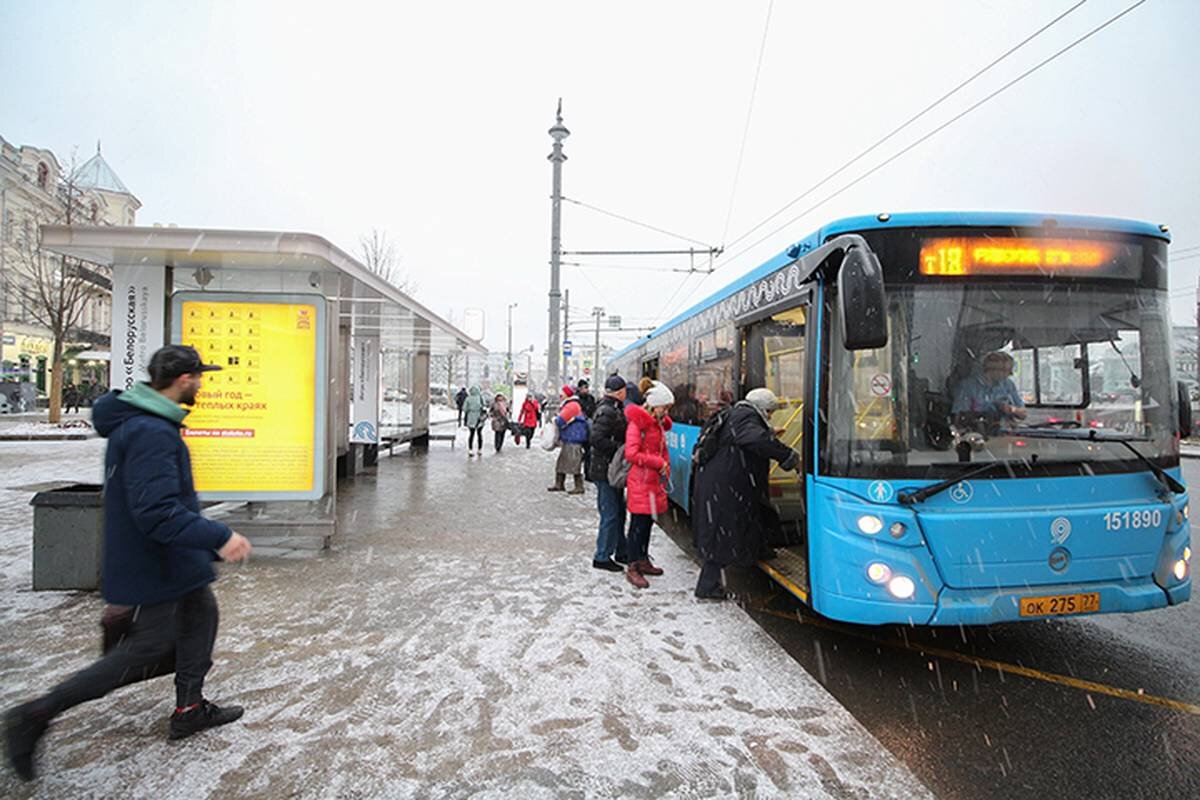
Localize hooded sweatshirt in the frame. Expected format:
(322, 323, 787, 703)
(92, 384, 232, 605)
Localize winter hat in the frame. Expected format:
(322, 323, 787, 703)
(745, 388, 779, 421)
(604, 374, 626, 392)
(561, 384, 575, 398)
(643, 381, 675, 409)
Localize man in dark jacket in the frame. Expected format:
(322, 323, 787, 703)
(691, 388, 799, 600)
(587, 375, 629, 572)
(575, 379, 598, 419)
(455, 386, 468, 426)
(4, 345, 252, 782)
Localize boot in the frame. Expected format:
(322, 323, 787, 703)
(168, 699, 245, 741)
(547, 473, 566, 492)
(626, 564, 649, 589)
(567, 474, 585, 495)
(635, 559, 663, 576)
(4, 701, 50, 782)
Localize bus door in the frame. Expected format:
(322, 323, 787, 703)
(641, 355, 659, 381)
(740, 305, 809, 592)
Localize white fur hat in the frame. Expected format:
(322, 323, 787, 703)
(643, 381, 675, 409)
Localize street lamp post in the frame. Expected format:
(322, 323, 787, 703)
(506, 302, 518, 387)
(547, 100, 569, 391)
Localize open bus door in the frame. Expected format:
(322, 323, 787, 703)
(740, 303, 812, 602)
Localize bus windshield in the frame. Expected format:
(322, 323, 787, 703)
(825, 281, 1179, 479)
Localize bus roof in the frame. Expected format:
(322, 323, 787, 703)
(609, 210, 1171, 363)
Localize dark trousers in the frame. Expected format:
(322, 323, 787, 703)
(468, 426, 484, 450)
(36, 586, 218, 717)
(457, 406, 464, 426)
(523, 426, 535, 448)
(627, 513, 654, 563)
(695, 560, 725, 596)
(494, 428, 507, 451)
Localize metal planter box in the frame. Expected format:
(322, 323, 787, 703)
(31, 483, 104, 591)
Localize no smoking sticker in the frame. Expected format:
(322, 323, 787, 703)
(870, 373, 892, 397)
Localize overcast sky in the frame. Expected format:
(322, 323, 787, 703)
(2, 0, 1198, 355)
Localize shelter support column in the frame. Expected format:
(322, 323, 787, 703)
(411, 319, 432, 449)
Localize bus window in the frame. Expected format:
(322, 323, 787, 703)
(692, 323, 735, 418)
(641, 356, 659, 380)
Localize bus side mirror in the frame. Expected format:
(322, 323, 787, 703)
(838, 246, 888, 350)
(1178, 381, 1193, 438)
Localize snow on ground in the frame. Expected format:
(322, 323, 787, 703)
(0, 436, 930, 798)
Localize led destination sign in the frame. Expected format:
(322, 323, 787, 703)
(919, 237, 1128, 277)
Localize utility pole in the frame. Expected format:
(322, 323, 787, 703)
(506, 302, 518, 387)
(562, 288, 570, 381)
(547, 99, 569, 391)
(592, 306, 604, 380)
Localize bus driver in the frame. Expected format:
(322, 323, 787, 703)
(952, 351, 1027, 423)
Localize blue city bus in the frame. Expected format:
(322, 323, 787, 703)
(608, 211, 1193, 625)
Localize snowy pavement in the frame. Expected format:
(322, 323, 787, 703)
(0, 435, 931, 798)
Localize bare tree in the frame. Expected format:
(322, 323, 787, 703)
(358, 229, 418, 296)
(11, 157, 97, 423)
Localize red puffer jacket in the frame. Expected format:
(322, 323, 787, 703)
(624, 403, 673, 516)
(518, 397, 540, 428)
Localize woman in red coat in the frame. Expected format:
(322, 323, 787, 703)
(623, 381, 675, 589)
(517, 394, 541, 449)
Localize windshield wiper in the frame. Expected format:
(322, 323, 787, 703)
(898, 459, 1024, 505)
(1011, 428, 1184, 494)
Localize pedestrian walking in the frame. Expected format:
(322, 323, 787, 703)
(587, 375, 629, 572)
(623, 381, 674, 589)
(463, 385, 486, 456)
(3, 345, 253, 783)
(489, 393, 511, 452)
(548, 385, 588, 495)
(455, 386, 468, 427)
(517, 392, 541, 449)
(62, 382, 79, 415)
(691, 388, 799, 600)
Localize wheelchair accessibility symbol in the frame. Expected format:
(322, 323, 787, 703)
(867, 481, 895, 503)
(948, 481, 974, 504)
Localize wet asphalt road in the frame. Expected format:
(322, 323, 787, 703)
(657, 461, 1200, 800)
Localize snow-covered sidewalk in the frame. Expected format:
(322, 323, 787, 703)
(0, 436, 930, 798)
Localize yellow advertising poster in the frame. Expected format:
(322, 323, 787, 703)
(179, 299, 319, 495)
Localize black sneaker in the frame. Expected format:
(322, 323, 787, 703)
(5, 701, 49, 782)
(592, 559, 623, 573)
(168, 699, 244, 741)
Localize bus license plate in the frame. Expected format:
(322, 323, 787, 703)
(1019, 592, 1100, 618)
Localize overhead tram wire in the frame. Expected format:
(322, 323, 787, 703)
(722, 0, 1091, 254)
(719, 0, 775, 246)
(561, 196, 713, 249)
(655, 0, 1149, 326)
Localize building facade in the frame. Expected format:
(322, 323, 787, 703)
(0, 137, 140, 393)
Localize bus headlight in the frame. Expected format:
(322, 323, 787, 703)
(866, 562, 891, 584)
(887, 575, 917, 600)
(857, 515, 883, 535)
(1173, 560, 1189, 581)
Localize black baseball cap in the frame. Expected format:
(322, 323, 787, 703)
(147, 345, 222, 382)
(604, 375, 626, 392)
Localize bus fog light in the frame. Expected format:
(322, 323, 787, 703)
(857, 515, 883, 535)
(866, 562, 891, 584)
(887, 575, 916, 599)
(1185, 546, 1192, 562)
(889, 521, 906, 539)
(1174, 560, 1189, 581)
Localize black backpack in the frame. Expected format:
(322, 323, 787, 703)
(692, 407, 731, 468)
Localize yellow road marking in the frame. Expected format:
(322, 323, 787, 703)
(749, 605, 1200, 716)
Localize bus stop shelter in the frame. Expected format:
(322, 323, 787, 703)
(41, 225, 485, 549)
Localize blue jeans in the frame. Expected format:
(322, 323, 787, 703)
(593, 479, 628, 563)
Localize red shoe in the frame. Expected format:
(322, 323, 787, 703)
(635, 560, 663, 576)
(626, 566, 649, 589)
